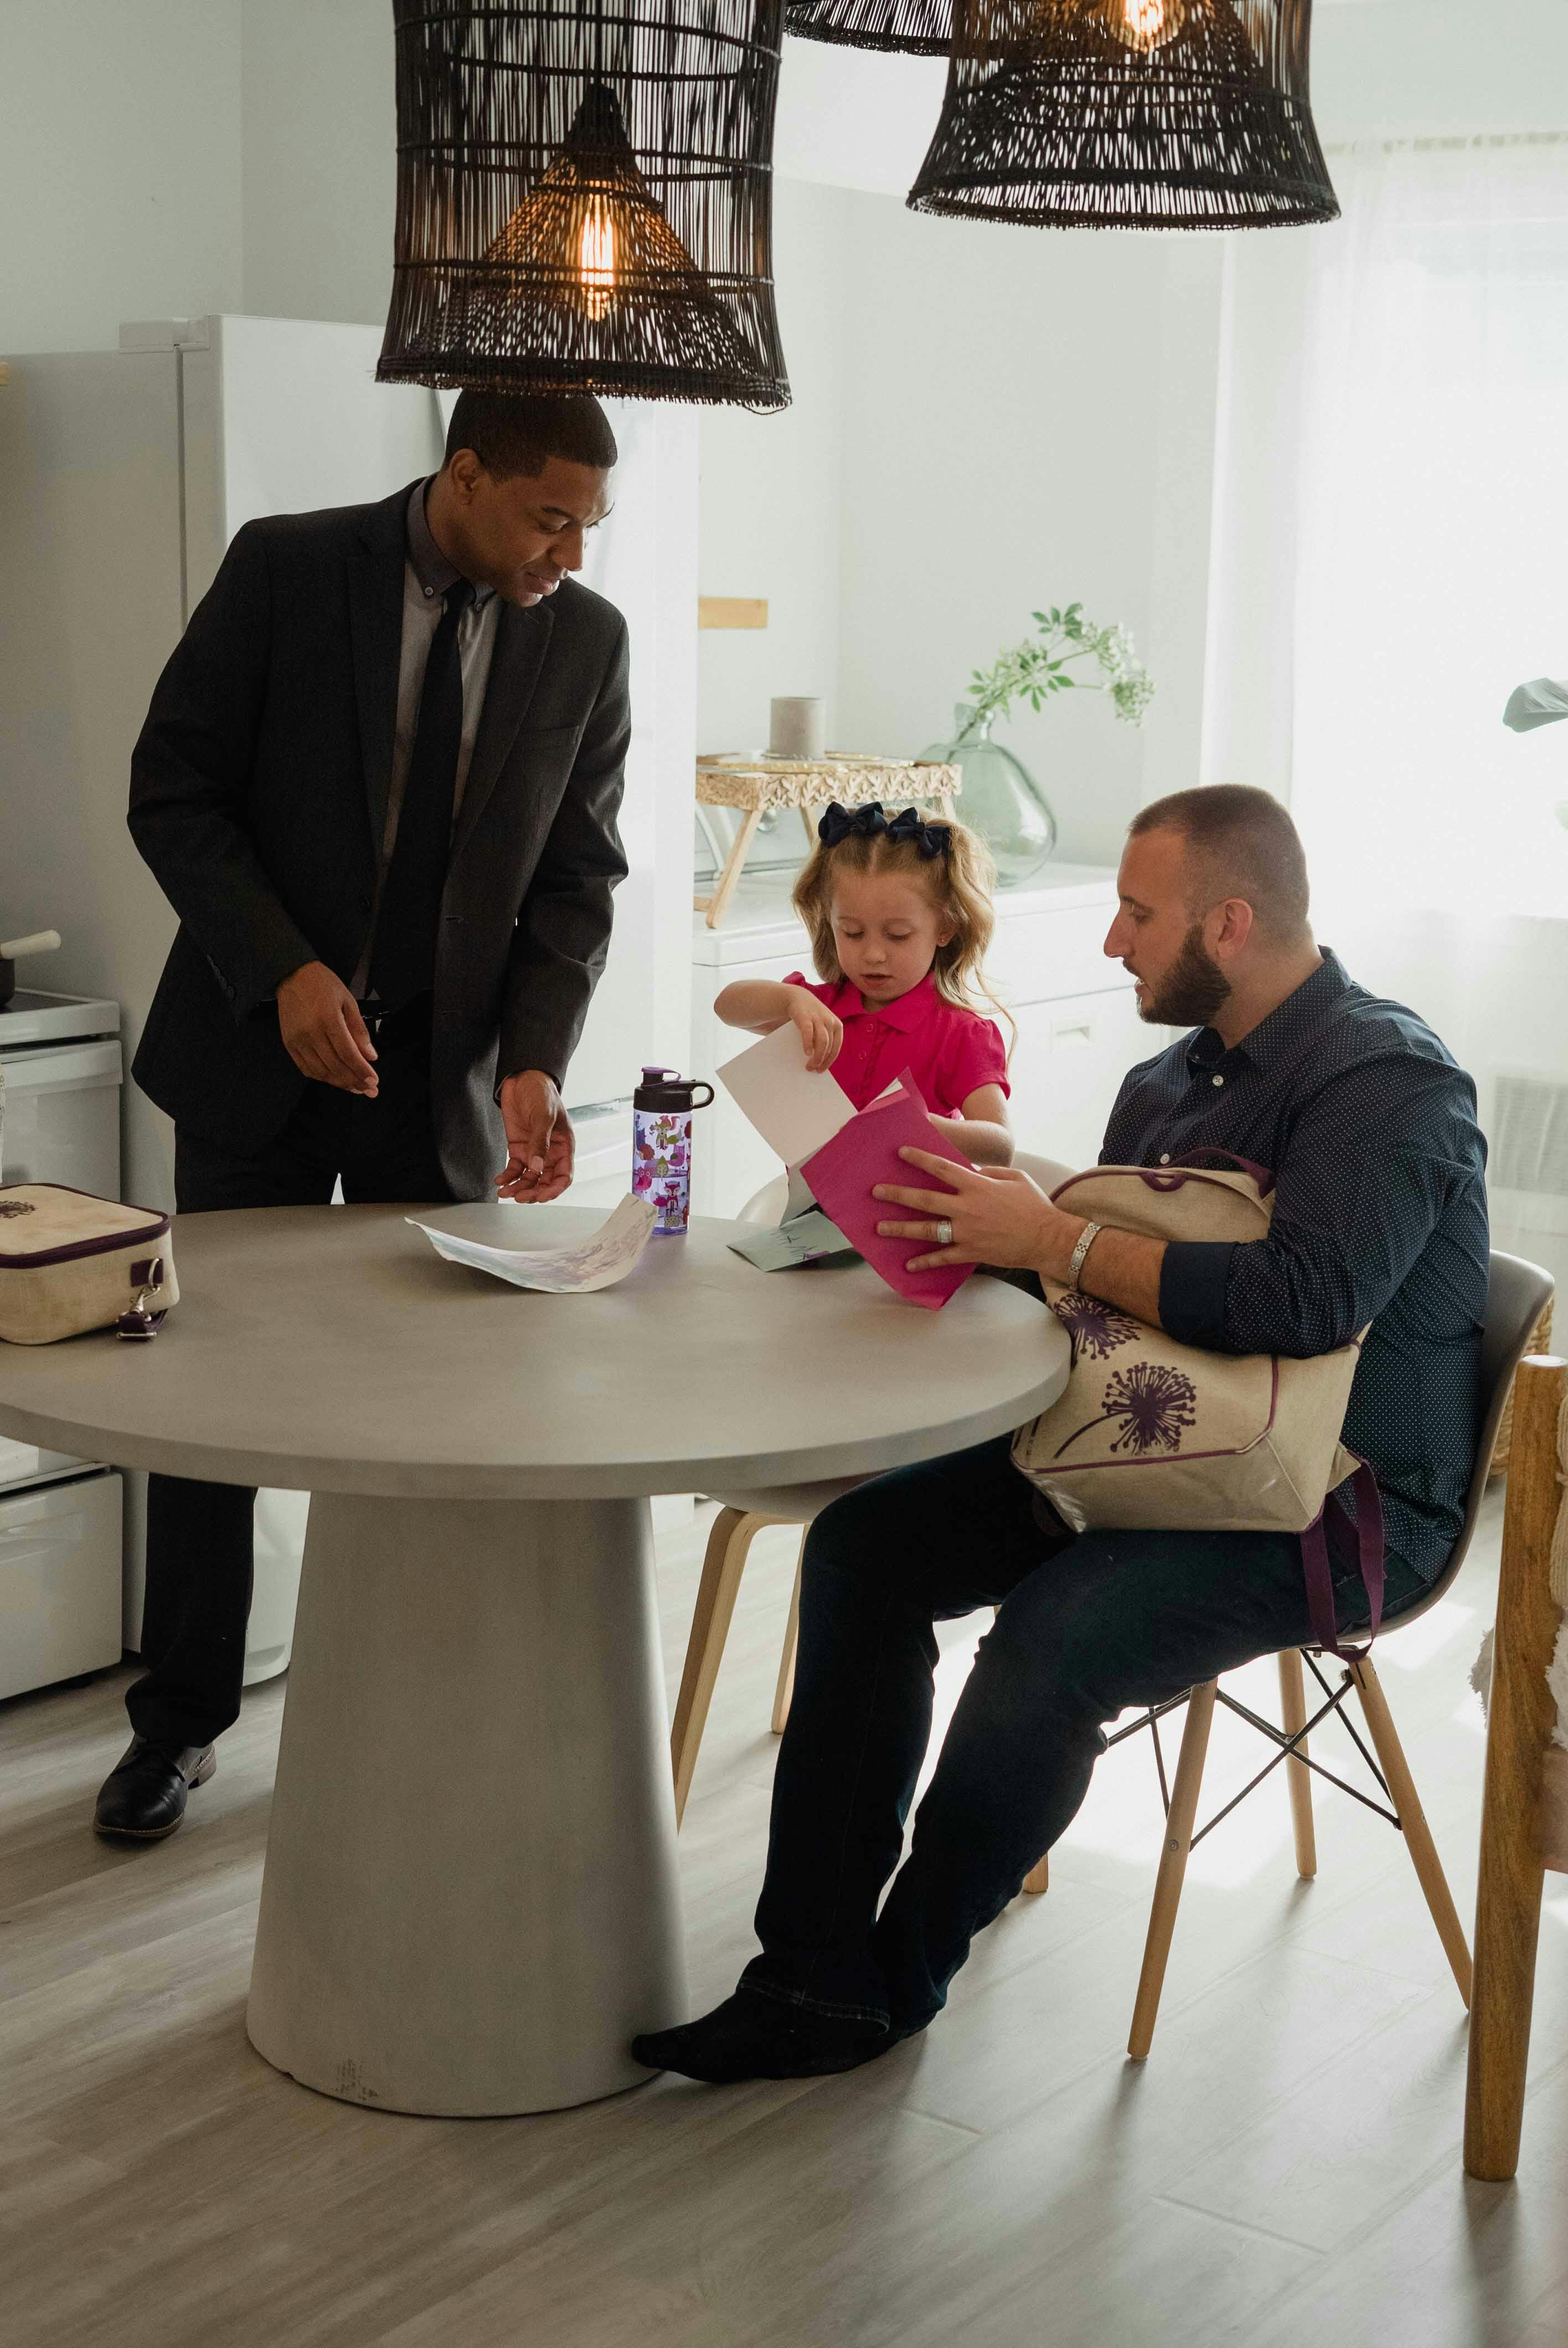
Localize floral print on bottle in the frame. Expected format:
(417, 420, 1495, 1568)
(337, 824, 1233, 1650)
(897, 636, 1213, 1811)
(633, 1108, 694, 1235)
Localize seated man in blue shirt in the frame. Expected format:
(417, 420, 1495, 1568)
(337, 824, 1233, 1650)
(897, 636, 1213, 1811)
(636, 785, 1489, 2085)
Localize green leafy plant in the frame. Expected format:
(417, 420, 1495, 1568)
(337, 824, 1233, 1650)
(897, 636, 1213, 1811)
(963, 604, 1154, 735)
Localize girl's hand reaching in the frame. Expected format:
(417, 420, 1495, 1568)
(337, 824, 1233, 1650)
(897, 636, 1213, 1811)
(785, 985, 843, 1073)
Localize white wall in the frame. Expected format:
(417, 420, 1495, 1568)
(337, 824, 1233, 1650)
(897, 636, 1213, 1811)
(1313, 0, 1568, 142)
(0, 0, 243, 353)
(10, 1, 1568, 911)
(773, 38, 946, 199)
(239, 0, 395, 327)
(696, 178, 846, 755)
(826, 197, 1220, 866)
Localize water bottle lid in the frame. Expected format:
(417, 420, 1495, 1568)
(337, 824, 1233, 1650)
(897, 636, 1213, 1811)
(633, 1067, 714, 1114)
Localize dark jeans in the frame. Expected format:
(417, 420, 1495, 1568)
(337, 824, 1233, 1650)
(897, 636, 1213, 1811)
(127, 1003, 457, 1752)
(741, 1434, 1431, 2035)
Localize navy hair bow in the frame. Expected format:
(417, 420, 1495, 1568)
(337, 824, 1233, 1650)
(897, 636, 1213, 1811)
(817, 801, 952, 860)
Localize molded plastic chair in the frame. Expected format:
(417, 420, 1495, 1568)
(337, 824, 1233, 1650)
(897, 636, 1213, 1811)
(669, 1152, 1074, 1825)
(1109, 1249, 1555, 2059)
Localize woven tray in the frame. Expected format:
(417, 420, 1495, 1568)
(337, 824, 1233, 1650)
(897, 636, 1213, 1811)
(696, 754, 961, 813)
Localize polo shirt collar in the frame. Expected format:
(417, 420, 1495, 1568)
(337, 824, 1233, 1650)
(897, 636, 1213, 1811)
(1186, 948, 1348, 1076)
(406, 477, 494, 607)
(831, 971, 940, 1028)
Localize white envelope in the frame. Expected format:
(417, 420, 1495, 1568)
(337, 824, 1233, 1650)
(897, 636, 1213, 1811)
(716, 1022, 863, 1166)
(408, 1194, 656, 1294)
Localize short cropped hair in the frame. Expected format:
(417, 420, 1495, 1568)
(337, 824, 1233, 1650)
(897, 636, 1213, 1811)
(442, 390, 618, 480)
(1129, 785, 1311, 944)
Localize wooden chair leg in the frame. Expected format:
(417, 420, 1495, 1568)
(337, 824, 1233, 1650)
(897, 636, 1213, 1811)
(1278, 1647, 1318, 1880)
(1350, 1654, 1472, 2007)
(1128, 1679, 1217, 2061)
(1467, 1355, 1564, 2179)
(671, 1508, 783, 1824)
(771, 1551, 803, 1734)
(702, 806, 762, 929)
(1022, 1852, 1050, 1896)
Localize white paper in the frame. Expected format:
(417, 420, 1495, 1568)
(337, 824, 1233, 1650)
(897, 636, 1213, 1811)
(408, 1194, 657, 1294)
(717, 1022, 862, 1167)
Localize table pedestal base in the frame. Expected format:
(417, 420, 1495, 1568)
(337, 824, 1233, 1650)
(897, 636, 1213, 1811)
(246, 1491, 687, 2116)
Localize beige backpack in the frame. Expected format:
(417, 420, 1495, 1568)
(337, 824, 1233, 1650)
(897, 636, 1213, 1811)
(1010, 1156, 1381, 1652)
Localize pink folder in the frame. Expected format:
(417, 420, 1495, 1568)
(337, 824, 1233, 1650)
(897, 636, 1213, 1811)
(800, 1072, 977, 1310)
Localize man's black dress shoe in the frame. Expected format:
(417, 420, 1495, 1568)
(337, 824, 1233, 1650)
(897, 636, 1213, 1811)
(632, 1989, 915, 2084)
(93, 1736, 216, 1841)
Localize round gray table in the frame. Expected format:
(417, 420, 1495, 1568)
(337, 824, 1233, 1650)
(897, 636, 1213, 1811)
(0, 1202, 1070, 2115)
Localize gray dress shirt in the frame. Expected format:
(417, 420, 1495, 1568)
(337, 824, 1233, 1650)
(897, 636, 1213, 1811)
(352, 479, 501, 997)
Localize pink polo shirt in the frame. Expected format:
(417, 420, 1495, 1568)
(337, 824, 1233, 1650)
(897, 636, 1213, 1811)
(783, 970, 1009, 1119)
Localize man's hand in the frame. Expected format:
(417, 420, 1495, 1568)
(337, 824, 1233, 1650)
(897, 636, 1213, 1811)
(497, 1070, 574, 1202)
(785, 985, 843, 1073)
(875, 1145, 1168, 1324)
(873, 1150, 1071, 1274)
(276, 961, 379, 1096)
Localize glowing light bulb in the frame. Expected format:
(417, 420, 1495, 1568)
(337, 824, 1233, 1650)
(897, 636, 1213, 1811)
(579, 200, 617, 319)
(1101, 0, 1185, 53)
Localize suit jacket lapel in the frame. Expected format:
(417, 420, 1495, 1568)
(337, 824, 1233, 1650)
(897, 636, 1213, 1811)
(451, 598, 555, 857)
(348, 543, 406, 853)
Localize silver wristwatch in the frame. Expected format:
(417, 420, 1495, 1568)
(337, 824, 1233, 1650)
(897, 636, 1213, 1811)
(1066, 1221, 1103, 1288)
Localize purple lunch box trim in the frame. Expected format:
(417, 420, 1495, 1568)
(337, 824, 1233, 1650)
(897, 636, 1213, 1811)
(0, 1182, 172, 1272)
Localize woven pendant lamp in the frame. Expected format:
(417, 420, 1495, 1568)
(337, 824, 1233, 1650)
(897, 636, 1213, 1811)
(907, 0, 1339, 230)
(378, 0, 790, 409)
(784, 0, 951, 56)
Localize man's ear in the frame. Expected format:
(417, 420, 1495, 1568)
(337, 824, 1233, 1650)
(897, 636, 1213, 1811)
(446, 448, 481, 500)
(1210, 897, 1255, 961)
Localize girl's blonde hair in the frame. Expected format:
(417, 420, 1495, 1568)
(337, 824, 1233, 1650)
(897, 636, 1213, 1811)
(791, 807, 1014, 1053)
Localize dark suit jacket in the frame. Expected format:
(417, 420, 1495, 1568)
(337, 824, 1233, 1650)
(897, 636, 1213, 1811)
(128, 481, 630, 1198)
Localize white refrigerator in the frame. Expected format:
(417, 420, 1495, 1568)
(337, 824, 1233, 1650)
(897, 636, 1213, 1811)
(0, 312, 697, 1667)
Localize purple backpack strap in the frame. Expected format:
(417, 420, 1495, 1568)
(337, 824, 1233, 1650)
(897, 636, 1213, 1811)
(1301, 1461, 1385, 1662)
(1165, 1149, 1277, 1198)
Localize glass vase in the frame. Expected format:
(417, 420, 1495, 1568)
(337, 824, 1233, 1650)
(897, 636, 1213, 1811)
(920, 704, 1056, 887)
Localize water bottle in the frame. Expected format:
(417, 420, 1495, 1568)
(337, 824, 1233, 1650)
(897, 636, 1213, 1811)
(632, 1068, 715, 1235)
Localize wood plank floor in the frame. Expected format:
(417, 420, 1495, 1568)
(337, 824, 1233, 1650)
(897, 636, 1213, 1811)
(4, 1487, 1567, 2348)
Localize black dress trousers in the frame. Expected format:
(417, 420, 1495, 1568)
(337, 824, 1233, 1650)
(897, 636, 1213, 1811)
(126, 1002, 456, 1752)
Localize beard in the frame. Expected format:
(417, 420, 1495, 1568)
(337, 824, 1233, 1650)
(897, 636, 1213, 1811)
(1137, 923, 1232, 1028)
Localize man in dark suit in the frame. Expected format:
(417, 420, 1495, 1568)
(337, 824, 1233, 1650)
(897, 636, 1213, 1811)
(95, 391, 629, 1841)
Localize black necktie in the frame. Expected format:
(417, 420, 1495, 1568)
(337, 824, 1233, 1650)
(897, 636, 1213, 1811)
(368, 579, 475, 1012)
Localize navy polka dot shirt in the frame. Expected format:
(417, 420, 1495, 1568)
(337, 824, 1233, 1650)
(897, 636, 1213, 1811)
(1101, 949, 1489, 1582)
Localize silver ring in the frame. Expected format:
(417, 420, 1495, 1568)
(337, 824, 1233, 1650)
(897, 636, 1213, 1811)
(935, 1218, 954, 1248)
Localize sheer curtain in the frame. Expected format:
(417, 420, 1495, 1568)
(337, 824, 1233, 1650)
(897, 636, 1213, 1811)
(1281, 137, 1568, 1288)
(1291, 136, 1568, 924)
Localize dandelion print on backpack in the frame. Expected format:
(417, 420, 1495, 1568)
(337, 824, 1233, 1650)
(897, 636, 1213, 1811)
(1054, 1361, 1200, 1461)
(1051, 1290, 1140, 1363)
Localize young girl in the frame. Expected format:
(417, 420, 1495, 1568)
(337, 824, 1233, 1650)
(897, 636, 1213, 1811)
(715, 800, 1014, 1165)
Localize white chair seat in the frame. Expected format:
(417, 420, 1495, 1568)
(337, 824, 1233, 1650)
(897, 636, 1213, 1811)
(708, 1476, 865, 1521)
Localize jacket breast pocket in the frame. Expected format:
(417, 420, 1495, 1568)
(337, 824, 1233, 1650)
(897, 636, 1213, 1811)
(514, 719, 584, 760)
